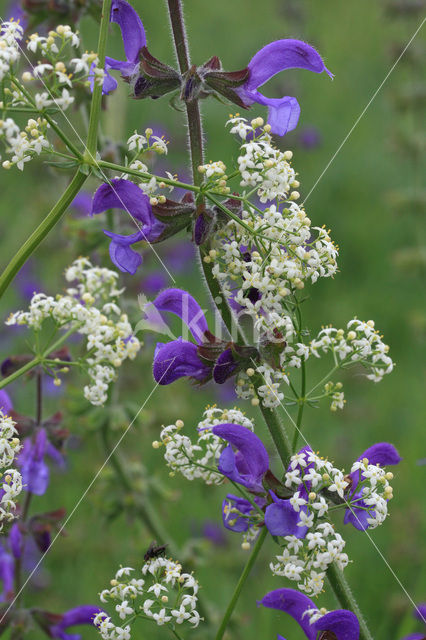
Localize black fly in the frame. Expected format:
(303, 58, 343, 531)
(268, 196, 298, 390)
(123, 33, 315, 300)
(144, 541, 168, 562)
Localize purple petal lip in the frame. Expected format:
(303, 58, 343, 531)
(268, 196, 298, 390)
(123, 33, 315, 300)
(259, 588, 318, 640)
(245, 39, 333, 92)
(345, 441, 401, 532)
(91, 179, 159, 273)
(49, 605, 102, 639)
(97, 0, 147, 94)
(212, 423, 269, 492)
(264, 493, 307, 538)
(237, 39, 333, 137)
(260, 588, 360, 640)
(153, 288, 209, 344)
(110, 0, 146, 63)
(153, 339, 210, 385)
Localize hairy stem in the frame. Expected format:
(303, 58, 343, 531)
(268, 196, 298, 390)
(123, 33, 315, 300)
(292, 357, 306, 451)
(214, 527, 267, 640)
(327, 563, 373, 640)
(0, 170, 87, 300)
(166, 0, 204, 185)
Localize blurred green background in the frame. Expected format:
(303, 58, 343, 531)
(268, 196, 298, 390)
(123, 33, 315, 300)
(0, 0, 425, 638)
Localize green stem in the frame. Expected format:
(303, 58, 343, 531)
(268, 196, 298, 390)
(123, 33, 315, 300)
(0, 325, 79, 390)
(327, 563, 373, 640)
(10, 78, 82, 159)
(0, 169, 87, 299)
(85, 0, 113, 158)
(214, 527, 267, 640)
(258, 402, 292, 466)
(292, 357, 306, 452)
(43, 113, 83, 160)
(97, 159, 200, 192)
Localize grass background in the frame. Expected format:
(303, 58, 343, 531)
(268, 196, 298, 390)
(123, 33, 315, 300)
(0, 0, 424, 638)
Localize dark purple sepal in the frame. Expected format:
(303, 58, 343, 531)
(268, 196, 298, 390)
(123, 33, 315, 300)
(212, 348, 240, 384)
(153, 339, 211, 385)
(203, 66, 251, 109)
(131, 46, 181, 99)
(151, 196, 195, 225)
(194, 209, 215, 246)
(28, 508, 66, 553)
(264, 493, 307, 538)
(258, 327, 287, 369)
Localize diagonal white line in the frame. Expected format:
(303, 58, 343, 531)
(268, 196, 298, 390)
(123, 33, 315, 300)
(303, 16, 426, 204)
(0, 358, 175, 624)
(344, 501, 426, 623)
(0, 16, 176, 282)
(253, 361, 424, 620)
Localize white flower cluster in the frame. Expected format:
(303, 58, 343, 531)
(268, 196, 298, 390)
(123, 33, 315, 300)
(349, 458, 394, 529)
(94, 559, 202, 639)
(0, 21, 23, 81)
(156, 406, 254, 484)
(27, 24, 80, 55)
(211, 204, 338, 322)
(127, 129, 168, 156)
(24, 26, 102, 98)
(227, 115, 298, 203)
(0, 411, 22, 527)
(1, 116, 50, 170)
(310, 319, 394, 382)
(6, 258, 141, 406)
(235, 362, 289, 409)
(270, 449, 350, 596)
(270, 521, 348, 597)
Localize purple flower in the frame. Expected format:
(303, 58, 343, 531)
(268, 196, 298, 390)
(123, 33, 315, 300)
(264, 490, 307, 538)
(201, 520, 227, 546)
(211, 423, 269, 493)
(91, 179, 165, 274)
(401, 604, 426, 640)
(152, 288, 212, 385)
(96, 0, 146, 95)
(36, 605, 102, 640)
(18, 428, 65, 496)
(151, 288, 255, 386)
(212, 423, 308, 537)
(260, 588, 360, 640)
(70, 192, 92, 217)
(344, 442, 401, 531)
(0, 390, 12, 414)
(0, 544, 14, 602)
(237, 40, 333, 136)
(222, 494, 263, 533)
